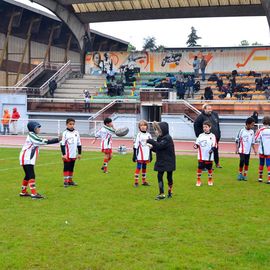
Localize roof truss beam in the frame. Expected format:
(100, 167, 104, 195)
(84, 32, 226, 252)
(76, 5, 265, 23)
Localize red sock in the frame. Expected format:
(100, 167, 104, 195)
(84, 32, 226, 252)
(259, 165, 264, 179)
(69, 171, 74, 183)
(244, 165, 248, 177)
(63, 171, 69, 185)
(197, 169, 202, 183)
(208, 169, 213, 182)
(21, 179, 28, 193)
(142, 168, 147, 183)
(103, 158, 108, 172)
(267, 166, 270, 181)
(28, 179, 37, 195)
(134, 168, 140, 184)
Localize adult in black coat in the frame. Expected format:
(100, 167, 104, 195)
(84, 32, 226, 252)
(147, 122, 176, 200)
(194, 104, 222, 168)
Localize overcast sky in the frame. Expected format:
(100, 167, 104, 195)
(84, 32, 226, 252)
(17, 0, 270, 49)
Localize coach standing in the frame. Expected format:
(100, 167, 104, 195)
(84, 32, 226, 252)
(194, 104, 222, 168)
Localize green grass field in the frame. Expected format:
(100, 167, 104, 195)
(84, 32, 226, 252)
(1, 147, 270, 270)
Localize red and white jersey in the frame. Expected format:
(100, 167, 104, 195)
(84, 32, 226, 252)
(195, 132, 217, 161)
(19, 132, 50, 165)
(134, 131, 152, 162)
(255, 126, 270, 155)
(95, 125, 115, 150)
(235, 127, 255, 154)
(61, 129, 81, 159)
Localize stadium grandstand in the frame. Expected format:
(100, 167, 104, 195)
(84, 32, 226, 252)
(0, 0, 270, 141)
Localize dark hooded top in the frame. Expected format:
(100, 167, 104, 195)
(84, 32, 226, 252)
(147, 122, 176, 172)
(194, 111, 221, 141)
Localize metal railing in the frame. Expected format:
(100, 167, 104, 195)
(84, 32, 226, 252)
(39, 61, 71, 96)
(15, 62, 44, 87)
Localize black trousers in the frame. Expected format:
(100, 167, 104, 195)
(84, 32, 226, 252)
(157, 171, 173, 194)
(239, 153, 250, 168)
(213, 143, 220, 165)
(63, 160, 75, 172)
(23, 165, 35, 180)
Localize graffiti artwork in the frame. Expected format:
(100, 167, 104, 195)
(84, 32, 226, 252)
(85, 47, 270, 75)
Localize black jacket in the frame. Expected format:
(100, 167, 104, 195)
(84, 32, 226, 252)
(147, 122, 176, 172)
(194, 111, 221, 141)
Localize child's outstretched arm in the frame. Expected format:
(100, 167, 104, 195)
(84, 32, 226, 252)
(147, 138, 169, 150)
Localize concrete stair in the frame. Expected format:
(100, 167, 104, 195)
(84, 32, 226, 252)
(54, 74, 106, 99)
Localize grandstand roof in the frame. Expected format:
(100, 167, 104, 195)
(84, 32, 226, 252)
(51, 0, 266, 23)
(1, 0, 129, 51)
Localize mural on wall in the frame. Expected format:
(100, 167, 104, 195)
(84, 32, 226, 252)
(85, 47, 270, 75)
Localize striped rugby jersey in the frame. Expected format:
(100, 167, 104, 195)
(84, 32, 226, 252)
(195, 132, 217, 161)
(95, 125, 115, 150)
(255, 126, 270, 155)
(61, 129, 81, 159)
(19, 132, 50, 165)
(134, 131, 152, 162)
(235, 127, 255, 155)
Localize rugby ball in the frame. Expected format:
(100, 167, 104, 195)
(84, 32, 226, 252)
(115, 127, 129, 137)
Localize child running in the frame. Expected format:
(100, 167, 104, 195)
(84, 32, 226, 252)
(19, 121, 60, 199)
(147, 121, 176, 200)
(194, 120, 217, 187)
(133, 120, 152, 187)
(92, 117, 115, 173)
(235, 117, 257, 181)
(255, 116, 270, 183)
(60, 118, 82, 187)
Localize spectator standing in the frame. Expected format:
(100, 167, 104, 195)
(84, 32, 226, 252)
(194, 104, 222, 168)
(193, 56, 200, 78)
(186, 75, 195, 99)
(11, 107, 20, 135)
(1, 109, 11, 135)
(49, 80, 57, 97)
(83, 90, 91, 112)
(200, 56, 208, 81)
(175, 79, 186, 99)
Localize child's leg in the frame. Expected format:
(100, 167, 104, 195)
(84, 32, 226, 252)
(167, 171, 173, 196)
(103, 153, 109, 173)
(134, 162, 142, 185)
(21, 165, 31, 195)
(258, 156, 265, 182)
(243, 154, 250, 179)
(266, 157, 270, 183)
(207, 161, 213, 185)
(63, 161, 70, 186)
(141, 163, 148, 184)
(24, 165, 37, 195)
(157, 171, 165, 194)
(238, 154, 245, 176)
(196, 161, 203, 186)
(68, 160, 76, 184)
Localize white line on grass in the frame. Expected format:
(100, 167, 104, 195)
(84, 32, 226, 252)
(0, 155, 115, 173)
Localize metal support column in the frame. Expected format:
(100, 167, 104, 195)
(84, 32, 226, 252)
(44, 25, 60, 62)
(15, 18, 40, 83)
(0, 11, 20, 67)
(64, 34, 72, 62)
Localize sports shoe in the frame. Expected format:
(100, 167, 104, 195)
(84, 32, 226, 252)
(237, 174, 243, 181)
(101, 166, 104, 171)
(267, 181, 270, 185)
(196, 181, 202, 187)
(68, 181, 78, 186)
(19, 192, 31, 197)
(142, 182, 150, 186)
(167, 192, 173, 198)
(258, 178, 263, 183)
(133, 183, 139, 188)
(216, 164, 222, 168)
(208, 181, 214, 186)
(31, 193, 44, 199)
(155, 194, 166, 200)
(242, 176, 248, 181)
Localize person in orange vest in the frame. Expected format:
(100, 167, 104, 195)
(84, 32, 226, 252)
(1, 109, 11, 135)
(11, 107, 20, 135)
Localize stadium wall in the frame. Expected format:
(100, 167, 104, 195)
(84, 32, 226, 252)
(85, 47, 270, 74)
